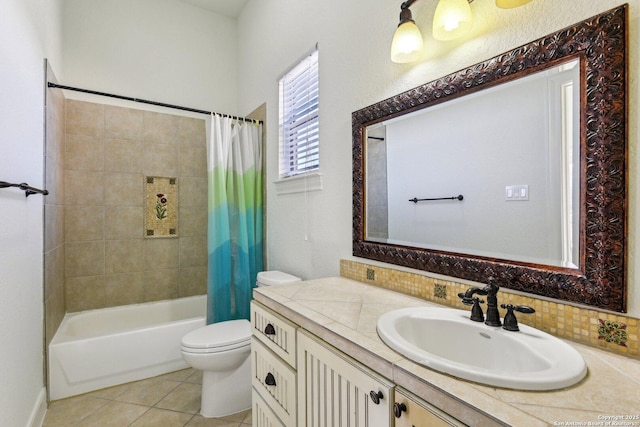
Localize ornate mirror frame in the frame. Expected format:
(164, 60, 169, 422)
(352, 6, 627, 312)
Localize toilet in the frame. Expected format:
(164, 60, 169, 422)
(181, 270, 301, 418)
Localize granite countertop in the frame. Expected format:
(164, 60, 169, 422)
(253, 277, 640, 427)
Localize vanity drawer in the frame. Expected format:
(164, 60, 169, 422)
(252, 387, 286, 427)
(251, 301, 297, 367)
(251, 337, 297, 427)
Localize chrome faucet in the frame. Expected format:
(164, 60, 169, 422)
(458, 279, 502, 327)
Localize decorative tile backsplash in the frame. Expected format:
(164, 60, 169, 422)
(340, 259, 639, 359)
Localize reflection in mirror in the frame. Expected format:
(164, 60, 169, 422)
(365, 60, 580, 269)
(352, 6, 627, 312)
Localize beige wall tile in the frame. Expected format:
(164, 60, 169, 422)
(179, 236, 207, 267)
(143, 144, 179, 176)
(179, 145, 207, 177)
(105, 106, 144, 141)
(104, 172, 143, 206)
(44, 204, 65, 252)
(177, 116, 205, 147)
(104, 138, 144, 173)
(179, 177, 207, 207)
(65, 206, 104, 242)
(144, 238, 179, 270)
(65, 170, 104, 206)
(105, 206, 142, 240)
(65, 134, 104, 171)
(66, 242, 105, 277)
(143, 111, 179, 145)
(178, 206, 206, 237)
(105, 239, 145, 274)
(45, 154, 65, 205)
(144, 269, 179, 302)
(66, 100, 104, 137)
(44, 245, 65, 299)
(105, 272, 145, 307)
(179, 266, 207, 297)
(66, 275, 106, 312)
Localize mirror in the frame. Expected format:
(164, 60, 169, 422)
(352, 6, 627, 312)
(366, 59, 580, 269)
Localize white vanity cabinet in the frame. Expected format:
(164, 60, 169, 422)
(297, 330, 394, 427)
(393, 388, 466, 427)
(251, 300, 465, 427)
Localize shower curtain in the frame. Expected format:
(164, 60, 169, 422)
(207, 114, 263, 324)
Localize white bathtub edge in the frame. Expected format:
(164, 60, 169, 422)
(48, 357, 190, 401)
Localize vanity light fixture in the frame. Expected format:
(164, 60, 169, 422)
(390, 0, 425, 63)
(391, 0, 534, 63)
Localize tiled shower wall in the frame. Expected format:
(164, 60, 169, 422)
(44, 69, 66, 347)
(64, 99, 208, 312)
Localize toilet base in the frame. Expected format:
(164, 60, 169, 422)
(199, 353, 251, 418)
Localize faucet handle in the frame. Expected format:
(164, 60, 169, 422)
(500, 304, 535, 331)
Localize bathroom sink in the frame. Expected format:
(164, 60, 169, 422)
(377, 307, 587, 390)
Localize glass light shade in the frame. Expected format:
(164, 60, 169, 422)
(432, 0, 473, 41)
(496, 0, 533, 8)
(391, 21, 425, 64)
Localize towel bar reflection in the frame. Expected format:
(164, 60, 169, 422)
(0, 181, 49, 197)
(409, 195, 463, 203)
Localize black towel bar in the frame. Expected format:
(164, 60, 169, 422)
(409, 195, 463, 203)
(0, 181, 49, 197)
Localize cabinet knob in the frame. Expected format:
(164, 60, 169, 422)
(369, 390, 384, 405)
(264, 323, 276, 335)
(394, 402, 407, 418)
(265, 372, 277, 386)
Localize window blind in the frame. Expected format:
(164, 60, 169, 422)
(279, 48, 319, 178)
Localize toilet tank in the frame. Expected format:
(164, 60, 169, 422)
(256, 271, 301, 287)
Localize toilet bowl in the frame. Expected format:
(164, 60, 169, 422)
(181, 270, 301, 418)
(181, 319, 251, 417)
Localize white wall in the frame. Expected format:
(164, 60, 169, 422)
(62, 0, 239, 114)
(236, 0, 640, 316)
(0, 0, 62, 425)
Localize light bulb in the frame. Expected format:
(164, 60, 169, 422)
(432, 0, 473, 41)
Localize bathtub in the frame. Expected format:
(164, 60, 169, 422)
(48, 295, 206, 400)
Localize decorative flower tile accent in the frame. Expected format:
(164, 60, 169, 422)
(144, 176, 178, 238)
(598, 319, 628, 347)
(434, 283, 447, 299)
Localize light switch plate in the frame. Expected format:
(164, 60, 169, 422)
(505, 185, 529, 201)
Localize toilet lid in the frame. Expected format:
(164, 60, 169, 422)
(181, 319, 251, 350)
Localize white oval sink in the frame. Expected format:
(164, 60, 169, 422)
(377, 307, 587, 390)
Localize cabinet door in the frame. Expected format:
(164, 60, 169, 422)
(394, 388, 466, 427)
(297, 330, 393, 427)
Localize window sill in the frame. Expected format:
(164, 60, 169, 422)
(274, 172, 323, 195)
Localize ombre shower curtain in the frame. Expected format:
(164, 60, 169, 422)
(207, 114, 263, 323)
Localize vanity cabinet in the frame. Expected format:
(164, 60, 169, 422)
(297, 330, 394, 427)
(393, 388, 466, 427)
(251, 300, 465, 427)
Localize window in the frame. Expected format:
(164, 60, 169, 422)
(278, 48, 319, 179)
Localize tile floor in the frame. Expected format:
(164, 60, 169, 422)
(43, 369, 252, 426)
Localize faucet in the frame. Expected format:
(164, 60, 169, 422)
(458, 279, 502, 327)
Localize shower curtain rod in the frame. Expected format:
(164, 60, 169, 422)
(47, 82, 262, 124)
